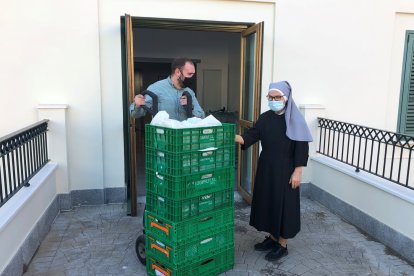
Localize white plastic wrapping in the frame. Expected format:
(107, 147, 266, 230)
(150, 111, 222, 128)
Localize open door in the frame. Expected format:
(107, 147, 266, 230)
(121, 14, 138, 216)
(122, 16, 263, 213)
(237, 22, 264, 204)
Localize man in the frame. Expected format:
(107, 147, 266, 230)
(130, 57, 205, 121)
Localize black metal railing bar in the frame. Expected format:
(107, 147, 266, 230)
(0, 120, 49, 207)
(317, 117, 414, 190)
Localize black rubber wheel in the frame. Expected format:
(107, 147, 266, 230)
(135, 234, 146, 266)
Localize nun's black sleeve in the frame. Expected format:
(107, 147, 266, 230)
(293, 141, 309, 167)
(241, 117, 263, 149)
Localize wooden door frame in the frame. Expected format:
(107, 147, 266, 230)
(121, 16, 261, 215)
(237, 22, 264, 204)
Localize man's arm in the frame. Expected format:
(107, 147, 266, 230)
(129, 94, 153, 118)
(188, 90, 205, 118)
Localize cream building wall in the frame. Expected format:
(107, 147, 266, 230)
(1, 0, 414, 193)
(98, 0, 276, 190)
(0, 0, 104, 192)
(274, 0, 411, 131)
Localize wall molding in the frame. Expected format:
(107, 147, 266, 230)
(301, 182, 414, 264)
(60, 187, 126, 210)
(1, 197, 59, 276)
(1, 187, 126, 275)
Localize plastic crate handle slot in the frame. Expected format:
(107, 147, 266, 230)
(156, 128, 165, 134)
(150, 221, 170, 235)
(152, 264, 170, 276)
(201, 173, 213, 179)
(200, 216, 213, 222)
(201, 258, 214, 266)
(200, 237, 213, 244)
(151, 243, 170, 257)
(156, 172, 164, 180)
(198, 147, 218, 152)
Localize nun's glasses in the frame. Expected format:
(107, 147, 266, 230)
(267, 95, 284, 101)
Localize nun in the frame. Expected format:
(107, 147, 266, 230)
(235, 81, 313, 261)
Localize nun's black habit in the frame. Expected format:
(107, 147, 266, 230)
(241, 81, 312, 239)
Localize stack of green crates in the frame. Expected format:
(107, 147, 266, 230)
(144, 123, 236, 276)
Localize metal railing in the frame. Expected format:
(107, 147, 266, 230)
(0, 120, 49, 207)
(317, 117, 414, 190)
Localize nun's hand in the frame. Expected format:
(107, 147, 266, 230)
(235, 135, 244, 145)
(290, 167, 303, 189)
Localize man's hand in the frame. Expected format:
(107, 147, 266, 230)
(289, 167, 303, 189)
(134, 94, 145, 107)
(180, 95, 188, 106)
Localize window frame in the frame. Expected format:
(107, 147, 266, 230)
(397, 30, 414, 135)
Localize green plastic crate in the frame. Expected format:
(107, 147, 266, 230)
(146, 167, 234, 200)
(146, 246, 234, 276)
(145, 123, 236, 152)
(146, 189, 234, 222)
(145, 207, 234, 245)
(146, 226, 233, 266)
(145, 145, 235, 175)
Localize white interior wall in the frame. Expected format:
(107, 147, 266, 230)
(133, 28, 240, 112)
(228, 35, 242, 113)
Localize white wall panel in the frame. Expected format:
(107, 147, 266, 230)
(0, 0, 103, 191)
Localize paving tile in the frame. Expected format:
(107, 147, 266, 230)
(25, 261, 51, 274)
(221, 271, 249, 276)
(289, 263, 313, 275)
(23, 198, 414, 276)
(277, 257, 301, 272)
(301, 267, 332, 276)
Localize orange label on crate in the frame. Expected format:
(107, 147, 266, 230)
(151, 243, 170, 257)
(151, 221, 170, 235)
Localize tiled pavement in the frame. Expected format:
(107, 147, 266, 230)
(24, 194, 414, 276)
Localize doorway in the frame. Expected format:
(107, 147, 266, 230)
(121, 16, 263, 216)
(133, 59, 198, 197)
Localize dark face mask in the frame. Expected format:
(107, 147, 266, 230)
(179, 70, 193, 88)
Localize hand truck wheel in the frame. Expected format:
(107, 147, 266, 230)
(135, 234, 146, 265)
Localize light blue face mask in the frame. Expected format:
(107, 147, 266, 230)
(268, 100, 285, 112)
